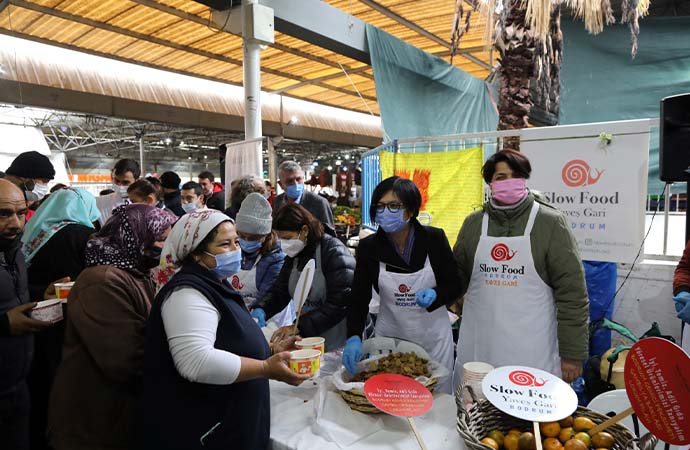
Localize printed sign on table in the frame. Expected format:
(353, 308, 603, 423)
(624, 337, 690, 445)
(364, 374, 433, 417)
(481, 366, 578, 422)
(521, 120, 650, 263)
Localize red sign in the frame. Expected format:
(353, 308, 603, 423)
(508, 370, 547, 387)
(624, 338, 690, 445)
(491, 243, 517, 261)
(364, 374, 433, 417)
(561, 159, 604, 187)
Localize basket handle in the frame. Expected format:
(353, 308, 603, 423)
(636, 432, 658, 450)
(455, 383, 480, 410)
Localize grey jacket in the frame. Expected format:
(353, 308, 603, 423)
(273, 190, 335, 234)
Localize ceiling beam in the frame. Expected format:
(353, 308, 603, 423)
(129, 0, 374, 80)
(272, 66, 371, 94)
(8, 0, 376, 102)
(357, 0, 492, 70)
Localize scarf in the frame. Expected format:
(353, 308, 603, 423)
(21, 188, 100, 265)
(155, 209, 232, 290)
(85, 204, 177, 273)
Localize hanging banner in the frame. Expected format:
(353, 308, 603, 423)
(521, 120, 650, 263)
(225, 138, 263, 208)
(379, 147, 484, 246)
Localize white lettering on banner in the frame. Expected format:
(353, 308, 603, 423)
(521, 121, 650, 264)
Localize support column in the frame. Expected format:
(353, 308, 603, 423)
(138, 135, 145, 175)
(268, 138, 277, 185)
(243, 0, 262, 140)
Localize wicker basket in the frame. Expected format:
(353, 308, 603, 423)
(338, 376, 439, 414)
(456, 386, 657, 450)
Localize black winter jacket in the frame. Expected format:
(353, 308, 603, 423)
(0, 237, 32, 393)
(254, 233, 354, 338)
(346, 219, 463, 338)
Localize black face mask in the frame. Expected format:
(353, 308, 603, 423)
(139, 247, 162, 270)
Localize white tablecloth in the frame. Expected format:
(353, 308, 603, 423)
(269, 354, 465, 450)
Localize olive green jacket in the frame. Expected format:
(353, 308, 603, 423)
(453, 193, 589, 360)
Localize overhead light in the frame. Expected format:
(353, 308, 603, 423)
(342, 166, 348, 171)
(344, 154, 350, 160)
(204, 155, 208, 159)
(180, 140, 186, 147)
(187, 155, 192, 160)
(327, 165, 333, 170)
(287, 115, 299, 126)
(312, 161, 319, 167)
(164, 137, 173, 145)
(335, 160, 342, 166)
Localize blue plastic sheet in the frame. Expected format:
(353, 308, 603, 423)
(583, 261, 618, 357)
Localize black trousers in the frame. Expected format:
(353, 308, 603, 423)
(0, 381, 30, 450)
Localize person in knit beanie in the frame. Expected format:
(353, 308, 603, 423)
(232, 193, 293, 328)
(5, 151, 55, 195)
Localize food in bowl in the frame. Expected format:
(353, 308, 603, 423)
(351, 352, 431, 382)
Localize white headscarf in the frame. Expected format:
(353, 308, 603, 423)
(154, 209, 233, 291)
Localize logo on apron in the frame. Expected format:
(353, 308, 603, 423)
(393, 283, 417, 308)
(398, 284, 411, 293)
(231, 275, 244, 290)
(491, 243, 517, 261)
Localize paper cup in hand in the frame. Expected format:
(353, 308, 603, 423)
(289, 349, 321, 376)
(54, 282, 75, 301)
(295, 337, 325, 354)
(31, 300, 63, 323)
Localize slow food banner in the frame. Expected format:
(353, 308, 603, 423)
(379, 147, 484, 247)
(521, 120, 650, 263)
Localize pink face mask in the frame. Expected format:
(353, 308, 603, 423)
(490, 178, 528, 205)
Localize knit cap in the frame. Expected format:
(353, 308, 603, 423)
(6, 151, 55, 180)
(235, 192, 272, 235)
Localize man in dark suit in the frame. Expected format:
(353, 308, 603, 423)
(272, 161, 335, 234)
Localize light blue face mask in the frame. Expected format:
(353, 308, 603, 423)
(239, 238, 263, 254)
(375, 209, 409, 234)
(182, 202, 198, 214)
(204, 249, 242, 278)
(286, 183, 305, 200)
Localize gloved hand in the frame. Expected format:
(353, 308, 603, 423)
(342, 336, 362, 375)
(677, 300, 690, 324)
(672, 291, 690, 313)
(251, 308, 266, 327)
(415, 288, 437, 308)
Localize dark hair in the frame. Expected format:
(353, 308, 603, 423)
(369, 176, 422, 223)
(50, 183, 68, 193)
(99, 189, 115, 196)
(260, 231, 279, 256)
(482, 150, 531, 184)
(113, 159, 141, 179)
(273, 204, 323, 248)
(160, 171, 181, 190)
(145, 176, 161, 187)
(198, 171, 214, 182)
(127, 179, 157, 198)
(181, 181, 204, 198)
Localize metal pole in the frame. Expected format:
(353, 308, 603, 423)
(243, 0, 262, 140)
(663, 184, 670, 255)
(268, 138, 277, 185)
(139, 136, 145, 175)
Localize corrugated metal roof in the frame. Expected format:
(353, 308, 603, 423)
(0, 0, 493, 116)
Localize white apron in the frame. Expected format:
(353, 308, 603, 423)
(375, 256, 455, 394)
(453, 203, 561, 391)
(231, 255, 295, 328)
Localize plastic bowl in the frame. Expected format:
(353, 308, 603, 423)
(31, 299, 63, 323)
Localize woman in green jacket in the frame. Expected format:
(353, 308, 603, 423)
(453, 150, 589, 390)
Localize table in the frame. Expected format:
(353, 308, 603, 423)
(269, 354, 465, 450)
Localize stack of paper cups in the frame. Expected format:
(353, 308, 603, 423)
(462, 361, 494, 405)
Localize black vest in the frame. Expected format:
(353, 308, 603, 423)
(0, 242, 32, 394)
(139, 262, 270, 450)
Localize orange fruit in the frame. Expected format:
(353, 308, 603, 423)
(482, 437, 500, 450)
(540, 422, 562, 438)
(518, 432, 537, 450)
(489, 430, 506, 448)
(574, 432, 592, 448)
(559, 427, 575, 444)
(564, 439, 588, 450)
(505, 434, 520, 450)
(559, 416, 574, 428)
(591, 432, 615, 449)
(544, 437, 564, 450)
(573, 417, 596, 432)
(508, 429, 523, 437)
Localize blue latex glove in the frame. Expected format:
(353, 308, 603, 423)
(251, 308, 266, 327)
(342, 336, 362, 375)
(672, 291, 690, 313)
(678, 300, 690, 324)
(415, 288, 437, 308)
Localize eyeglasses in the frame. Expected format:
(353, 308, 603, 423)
(375, 202, 405, 213)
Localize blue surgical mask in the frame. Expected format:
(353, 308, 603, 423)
(182, 202, 198, 214)
(375, 209, 409, 234)
(286, 183, 305, 200)
(239, 238, 263, 254)
(204, 249, 242, 278)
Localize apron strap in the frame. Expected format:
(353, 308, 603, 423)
(523, 202, 540, 236)
(480, 212, 489, 237)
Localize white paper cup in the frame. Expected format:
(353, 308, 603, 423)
(295, 337, 325, 354)
(463, 361, 494, 382)
(54, 282, 75, 300)
(289, 349, 321, 376)
(31, 300, 63, 323)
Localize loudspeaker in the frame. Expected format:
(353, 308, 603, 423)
(660, 93, 690, 182)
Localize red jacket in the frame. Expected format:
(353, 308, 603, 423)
(673, 240, 690, 295)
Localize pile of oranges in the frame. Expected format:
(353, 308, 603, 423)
(480, 416, 616, 450)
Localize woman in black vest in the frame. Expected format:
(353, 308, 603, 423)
(141, 209, 309, 450)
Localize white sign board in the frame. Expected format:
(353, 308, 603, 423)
(482, 366, 578, 422)
(521, 120, 650, 263)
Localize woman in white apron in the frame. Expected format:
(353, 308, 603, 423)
(342, 177, 462, 394)
(232, 193, 294, 327)
(252, 204, 355, 352)
(452, 150, 590, 391)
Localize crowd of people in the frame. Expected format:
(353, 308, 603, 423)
(1, 149, 685, 450)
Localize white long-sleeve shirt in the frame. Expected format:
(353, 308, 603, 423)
(161, 287, 242, 384)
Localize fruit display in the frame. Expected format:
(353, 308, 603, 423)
(481, 415, 617, 450)
(350, 352, 431, 382)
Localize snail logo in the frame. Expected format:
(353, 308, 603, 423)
(508, 370, 547, 387)
(398, 284, 411, 293)
(231, 275, 244, 290)
(561, 159, 604, 187)
(491, 243, 517, 262)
